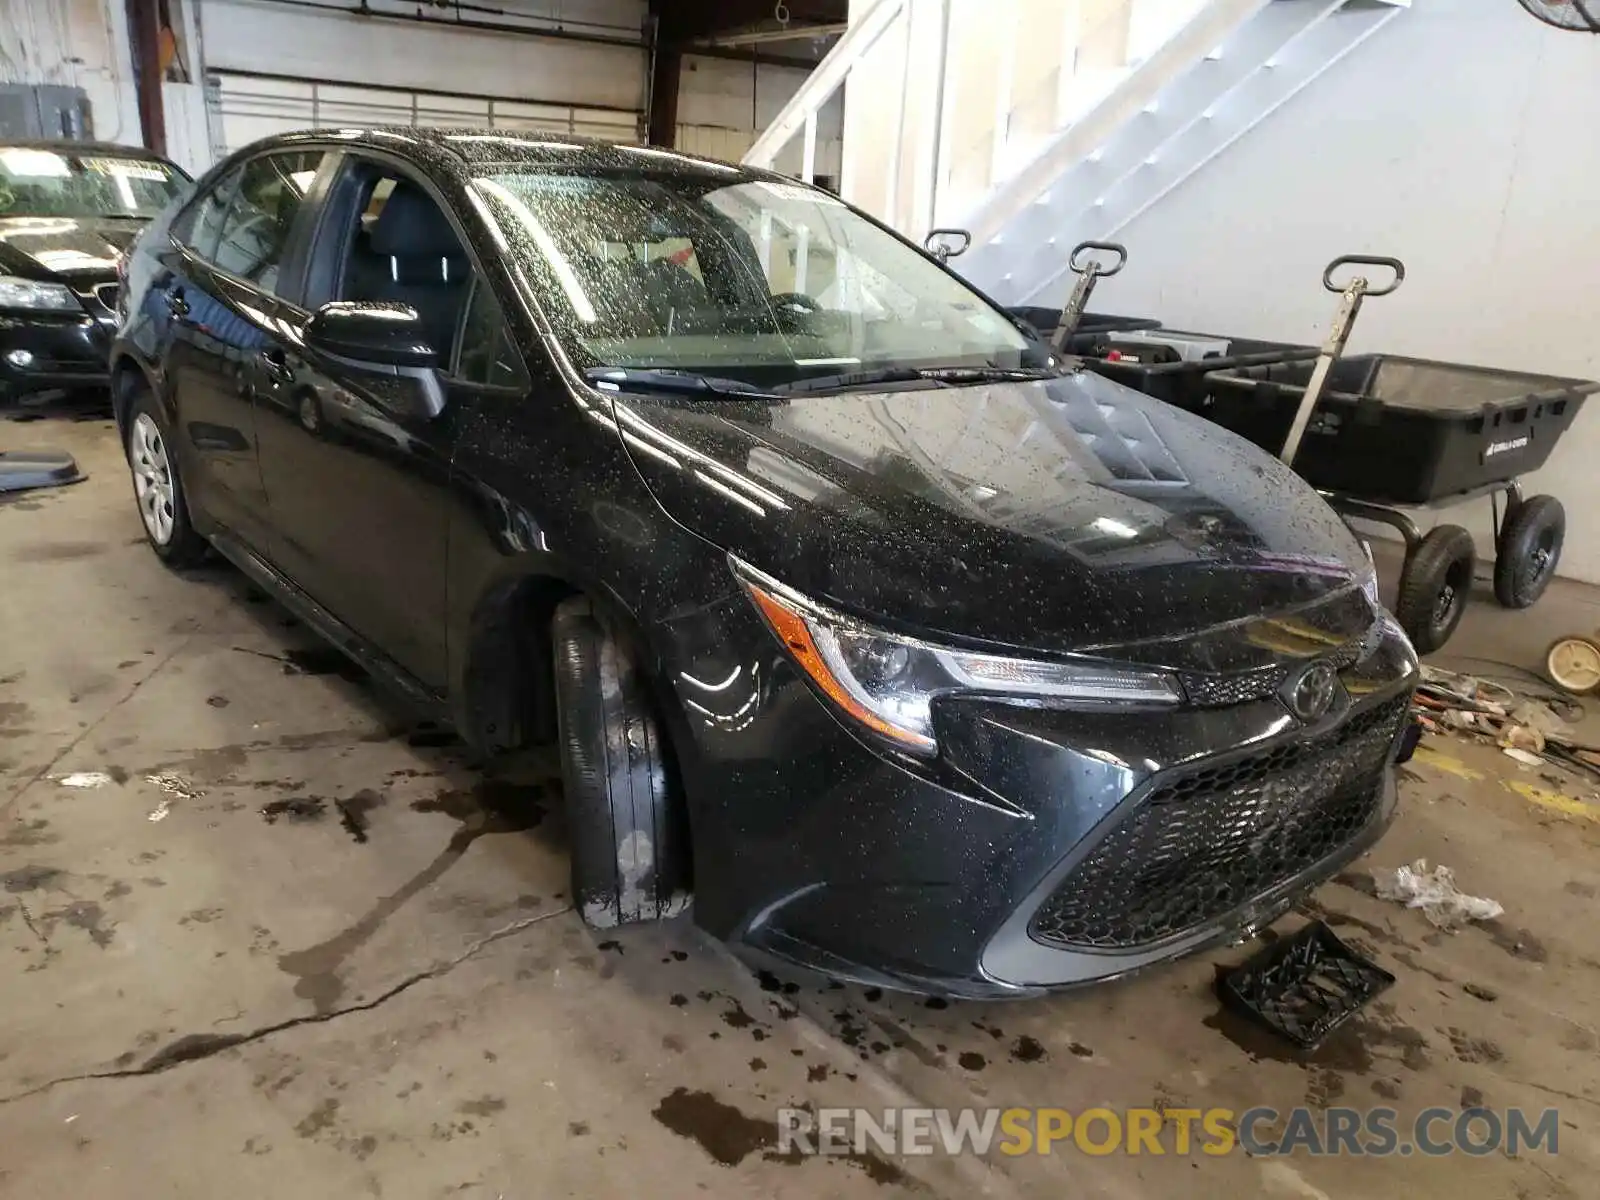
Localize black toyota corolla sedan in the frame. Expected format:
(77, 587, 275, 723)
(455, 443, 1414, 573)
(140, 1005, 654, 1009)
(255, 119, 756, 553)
(111, 128, 1418, 997)
(0, 140, 187, 404)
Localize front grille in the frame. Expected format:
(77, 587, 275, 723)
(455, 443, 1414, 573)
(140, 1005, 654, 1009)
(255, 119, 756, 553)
(93, 283, 120, 311)
(1180, 640, 1363, 708)
(1182, 665, 1285, 708)
(1029, 696, 1409, 951)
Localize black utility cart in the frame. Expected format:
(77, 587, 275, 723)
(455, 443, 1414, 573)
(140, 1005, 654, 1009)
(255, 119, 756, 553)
(1203, 352, 1595, 652)
(1014, 243, 1599, 654)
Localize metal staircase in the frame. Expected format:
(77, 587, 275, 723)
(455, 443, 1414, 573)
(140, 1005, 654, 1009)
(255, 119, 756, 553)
(744, 0, 1409, 305)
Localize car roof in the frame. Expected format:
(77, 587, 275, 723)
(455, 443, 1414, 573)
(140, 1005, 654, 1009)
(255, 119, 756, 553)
(0, 139, 177, 165)
(242, 126, 780, 184)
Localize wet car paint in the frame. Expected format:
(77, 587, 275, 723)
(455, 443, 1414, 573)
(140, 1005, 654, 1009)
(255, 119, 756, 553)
(110, 128, 1417, 996)
(609, 371, 1371, 655)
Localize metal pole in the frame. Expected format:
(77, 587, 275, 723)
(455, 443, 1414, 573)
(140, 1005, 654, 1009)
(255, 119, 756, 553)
(885, 8, 909, 222)
(1280, 283, 1365, 465)
(913, 0, 952, 235)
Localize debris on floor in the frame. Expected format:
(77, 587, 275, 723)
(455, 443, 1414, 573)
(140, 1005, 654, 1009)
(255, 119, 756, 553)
(0, 449, 86, 493)
(144, 772, 203, 821)
(145, 772, 203, 800)
(1216, 921, 1395, 1052)
(1414, 664, 1600, 791)
(1372, 859, 1504, 929)
(54, 771, 115, 789)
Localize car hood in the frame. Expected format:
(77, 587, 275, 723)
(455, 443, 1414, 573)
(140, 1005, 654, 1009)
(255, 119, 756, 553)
(608, 370, 1373, 658)
(0, 215, 142, 282)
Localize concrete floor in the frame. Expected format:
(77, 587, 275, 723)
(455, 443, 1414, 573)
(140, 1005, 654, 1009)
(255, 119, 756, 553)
(2, 403, 1597, 1199)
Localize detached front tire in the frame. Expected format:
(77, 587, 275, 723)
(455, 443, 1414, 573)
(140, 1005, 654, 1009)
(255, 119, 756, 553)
(552, 598, 689, 929)
(125, 389, 209, 567)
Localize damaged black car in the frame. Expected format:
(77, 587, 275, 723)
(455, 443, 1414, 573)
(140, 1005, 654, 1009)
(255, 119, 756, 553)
(1, 140, 187, 406)
(109, 128, 1419, 997)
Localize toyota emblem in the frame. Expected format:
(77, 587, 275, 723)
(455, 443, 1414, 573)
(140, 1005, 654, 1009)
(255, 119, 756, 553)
(1285, 660, 1339, 720)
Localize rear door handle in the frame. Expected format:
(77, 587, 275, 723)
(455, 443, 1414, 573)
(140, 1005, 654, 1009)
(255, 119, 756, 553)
(166, 288, 189, 317)
(258, 349, 294, 386)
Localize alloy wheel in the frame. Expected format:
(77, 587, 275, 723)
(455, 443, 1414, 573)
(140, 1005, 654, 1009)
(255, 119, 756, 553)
(130, 412, 177, 545)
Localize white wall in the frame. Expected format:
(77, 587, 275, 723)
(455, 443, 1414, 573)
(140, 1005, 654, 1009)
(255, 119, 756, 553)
(1, 0, 224, 174)
(839, 0, 949, 230)
(676, 53, 842, 177)
(1092, 1, 1600, 583)
(202, 0, 646, 113)
(0, 0, 141, 146)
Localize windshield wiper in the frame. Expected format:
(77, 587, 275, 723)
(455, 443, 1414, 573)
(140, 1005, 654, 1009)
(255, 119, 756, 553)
(770, 366, 937, 395)
(916, 365, 1058, 383)
(771, 364, 1056, 395)
(584, 367, 774, 398)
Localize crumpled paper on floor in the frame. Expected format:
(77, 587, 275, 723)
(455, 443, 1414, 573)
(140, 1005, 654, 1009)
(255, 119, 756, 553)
(1372, 859, 1504, 930)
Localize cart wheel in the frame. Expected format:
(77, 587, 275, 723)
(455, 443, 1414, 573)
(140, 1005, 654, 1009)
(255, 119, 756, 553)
(1395, 525, 1475, 654)
(1494, 494, 1564, 609)
(1545, 636, 1600, 696)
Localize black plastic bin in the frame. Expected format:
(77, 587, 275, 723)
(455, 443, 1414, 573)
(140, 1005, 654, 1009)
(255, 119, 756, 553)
(1203, 355, 1599, 505)
(1005, 306, 1162, 354)
(1084, 334, 1316, 410)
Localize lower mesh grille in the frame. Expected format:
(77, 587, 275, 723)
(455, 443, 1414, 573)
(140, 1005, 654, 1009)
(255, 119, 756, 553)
(1029, 697, 1409, 951)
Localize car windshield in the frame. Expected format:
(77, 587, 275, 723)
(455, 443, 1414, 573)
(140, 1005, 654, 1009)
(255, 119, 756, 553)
(0, 146, 186, 219)
(468, 162, 1041, 389)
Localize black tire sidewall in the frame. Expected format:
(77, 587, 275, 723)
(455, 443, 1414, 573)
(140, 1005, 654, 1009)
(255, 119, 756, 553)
(1494, 496, 1564, 609)
(551, 599, 686, 928)
(1396, 526, 1475, 654)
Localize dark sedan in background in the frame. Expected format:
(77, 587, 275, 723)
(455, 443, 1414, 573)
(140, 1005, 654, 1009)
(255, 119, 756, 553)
(0, 140, 187, 405)
(109, 128, 1418, 997)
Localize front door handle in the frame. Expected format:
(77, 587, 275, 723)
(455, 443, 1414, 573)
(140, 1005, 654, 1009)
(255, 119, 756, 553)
(258, 349, 294, 386)
(166, 288, 189, 317)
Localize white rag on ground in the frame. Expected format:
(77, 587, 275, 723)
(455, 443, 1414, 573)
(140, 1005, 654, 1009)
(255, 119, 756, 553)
(1372, 859, 1504, 930)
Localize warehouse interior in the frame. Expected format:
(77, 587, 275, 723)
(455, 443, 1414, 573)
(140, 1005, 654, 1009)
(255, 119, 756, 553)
(3, 1, 1599, 1197)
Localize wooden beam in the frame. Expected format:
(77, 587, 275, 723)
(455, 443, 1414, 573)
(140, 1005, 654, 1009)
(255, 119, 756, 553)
(647, 45, 682, 146)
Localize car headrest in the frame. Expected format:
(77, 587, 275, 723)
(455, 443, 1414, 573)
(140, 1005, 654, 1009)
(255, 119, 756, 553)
(369, 183, 463, 258)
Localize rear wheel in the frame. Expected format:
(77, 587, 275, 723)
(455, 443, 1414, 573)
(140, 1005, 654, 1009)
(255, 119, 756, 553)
(1494, 494, 1564, 609)
(551, 598, 689, 929)
(1395, 525, 1475, 654)
(125, 390, 208, 567)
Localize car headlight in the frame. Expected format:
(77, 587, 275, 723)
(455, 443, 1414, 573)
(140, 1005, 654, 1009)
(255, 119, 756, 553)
(0, 276, 80, 312)
(734, 559, 1181, 755)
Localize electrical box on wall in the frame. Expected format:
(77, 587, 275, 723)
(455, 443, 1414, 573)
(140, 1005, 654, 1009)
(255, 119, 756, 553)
(0, 85, 93, 141)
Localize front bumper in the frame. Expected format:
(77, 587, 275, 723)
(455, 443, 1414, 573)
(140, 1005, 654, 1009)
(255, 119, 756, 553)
(0, 303, 115, 399)
(661, 595, 1418, 998)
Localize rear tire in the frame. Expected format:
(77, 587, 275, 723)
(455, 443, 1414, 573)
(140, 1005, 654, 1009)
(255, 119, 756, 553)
(1494, 494, 1564, 609)
(125, 388, 209, 567)
(551, 598, 689, 929)
(1395, 525, 1475, 654)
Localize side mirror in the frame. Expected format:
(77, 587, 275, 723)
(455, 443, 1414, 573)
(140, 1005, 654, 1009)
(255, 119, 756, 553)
(305, 301, 437, 369)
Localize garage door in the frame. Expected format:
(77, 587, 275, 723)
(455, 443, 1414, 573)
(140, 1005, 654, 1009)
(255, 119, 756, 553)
(210, 70, 640, 156)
